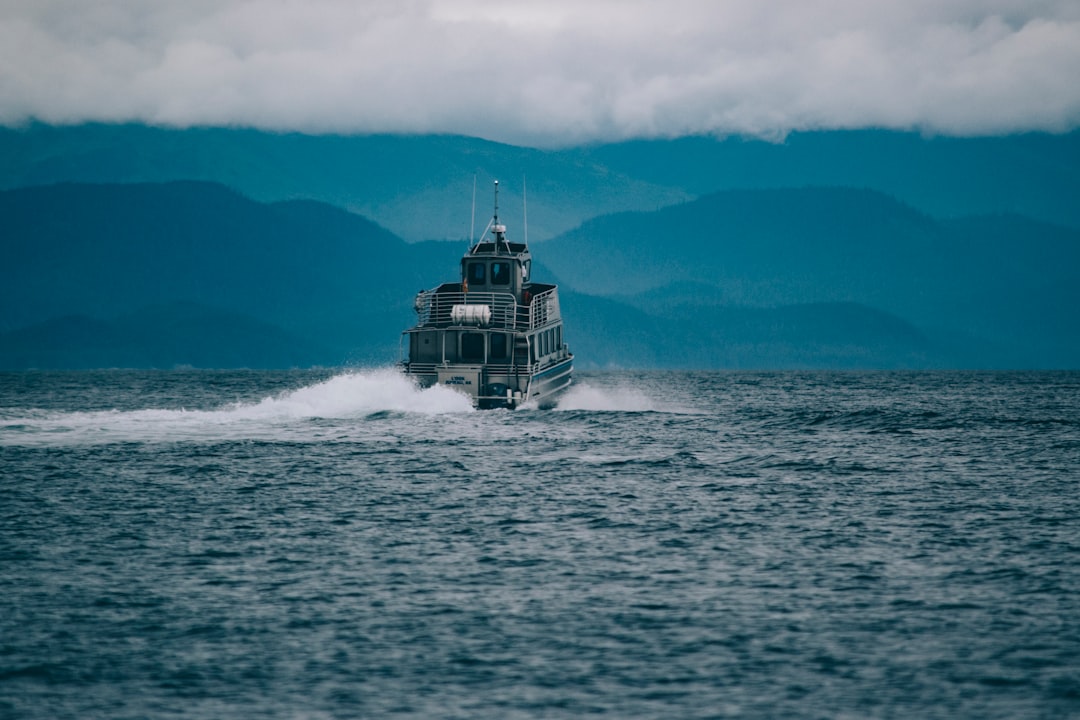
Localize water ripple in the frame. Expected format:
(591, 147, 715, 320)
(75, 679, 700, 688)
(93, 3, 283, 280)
(1, 370, 1078, 718)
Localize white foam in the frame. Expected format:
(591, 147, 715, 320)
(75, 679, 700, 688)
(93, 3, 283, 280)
(231, 369, 474, 419)
(553, 381, 706, 414)
(555, 382, 660, 412)
(0, 369, 474, 446)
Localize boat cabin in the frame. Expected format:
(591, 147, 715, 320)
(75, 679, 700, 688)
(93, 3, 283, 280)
(401, 180, 572, 408)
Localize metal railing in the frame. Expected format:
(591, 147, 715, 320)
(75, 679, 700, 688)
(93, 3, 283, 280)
(401, 361, 538, 376)
(412, 286, 561, 331)
(528, 287, 560, 329)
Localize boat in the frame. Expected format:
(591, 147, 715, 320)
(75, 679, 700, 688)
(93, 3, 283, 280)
(400, 181, 573, 409)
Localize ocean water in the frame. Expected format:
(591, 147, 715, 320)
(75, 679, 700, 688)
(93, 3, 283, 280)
(1, 369, 1078, 719)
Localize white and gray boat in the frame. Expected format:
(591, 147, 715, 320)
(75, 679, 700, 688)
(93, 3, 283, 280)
(401, 182, 573, 409)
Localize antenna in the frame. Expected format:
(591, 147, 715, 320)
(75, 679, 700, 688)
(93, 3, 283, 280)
(491, 180, 508, 253)
(523, 174, 528, 246)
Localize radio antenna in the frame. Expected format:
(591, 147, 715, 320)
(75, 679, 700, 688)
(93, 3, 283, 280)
(492, 180, 509, 253)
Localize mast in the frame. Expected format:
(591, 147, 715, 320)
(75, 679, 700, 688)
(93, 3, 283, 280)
(492, 180, 508, 253)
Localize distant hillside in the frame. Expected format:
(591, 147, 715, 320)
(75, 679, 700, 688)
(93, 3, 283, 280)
(2, 124, 1077, 243)
(0, 182, 426, 366)
(577, 130, 1080, 231)
(0, 304, 325, 370)
(545, 188, 1080, 368)
(559, 291, 943, 370)
(544, 188, 941, 298)
(0, 124, 689, 242)
(1, 182, 1076, 369)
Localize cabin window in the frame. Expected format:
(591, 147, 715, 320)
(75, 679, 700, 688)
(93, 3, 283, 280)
(490, 262, 510, 285)
(467, 262, 486, 286)
(490, 333, 508, 360)
(461, 332, 484, 361)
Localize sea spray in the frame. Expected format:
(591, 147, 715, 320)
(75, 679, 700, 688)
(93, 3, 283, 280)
(0, 369, 474, 446)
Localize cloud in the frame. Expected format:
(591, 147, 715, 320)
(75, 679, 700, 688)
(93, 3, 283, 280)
(1, 0, 1079, 145)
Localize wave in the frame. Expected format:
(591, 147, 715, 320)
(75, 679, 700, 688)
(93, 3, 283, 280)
(0, 369, 474, 446)
(554, 383, 660, 412)
(230, 369, 474, 419)
(554, 382, 701, 414)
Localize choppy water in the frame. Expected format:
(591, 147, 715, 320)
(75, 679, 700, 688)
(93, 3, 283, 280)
(2, 369, 1079, 719)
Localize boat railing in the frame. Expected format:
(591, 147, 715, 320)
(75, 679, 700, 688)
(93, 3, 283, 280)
(528, 287, 560, 329)
(414, 286, 561, 330)
(402, 361, 540, 376)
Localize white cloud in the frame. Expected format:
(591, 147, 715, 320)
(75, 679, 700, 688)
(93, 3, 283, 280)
(1, 0, 1078, 145)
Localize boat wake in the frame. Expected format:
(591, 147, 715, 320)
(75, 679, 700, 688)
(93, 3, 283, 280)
(232, 370, 475, 419)
(552, 381, 705, 414)
(554, 383, 661, 412)
(0, 370, 474, 446)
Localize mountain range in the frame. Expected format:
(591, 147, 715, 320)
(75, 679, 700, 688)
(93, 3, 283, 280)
(543, 188, 1080, 367)
(3, 124, 1078, 240)
(1, 125, 1077, 369)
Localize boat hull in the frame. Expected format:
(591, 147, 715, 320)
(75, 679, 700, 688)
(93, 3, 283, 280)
(405, 355, 572, 409)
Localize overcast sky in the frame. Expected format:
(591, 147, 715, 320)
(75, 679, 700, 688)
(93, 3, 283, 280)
(2, 0, 1079, 146)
